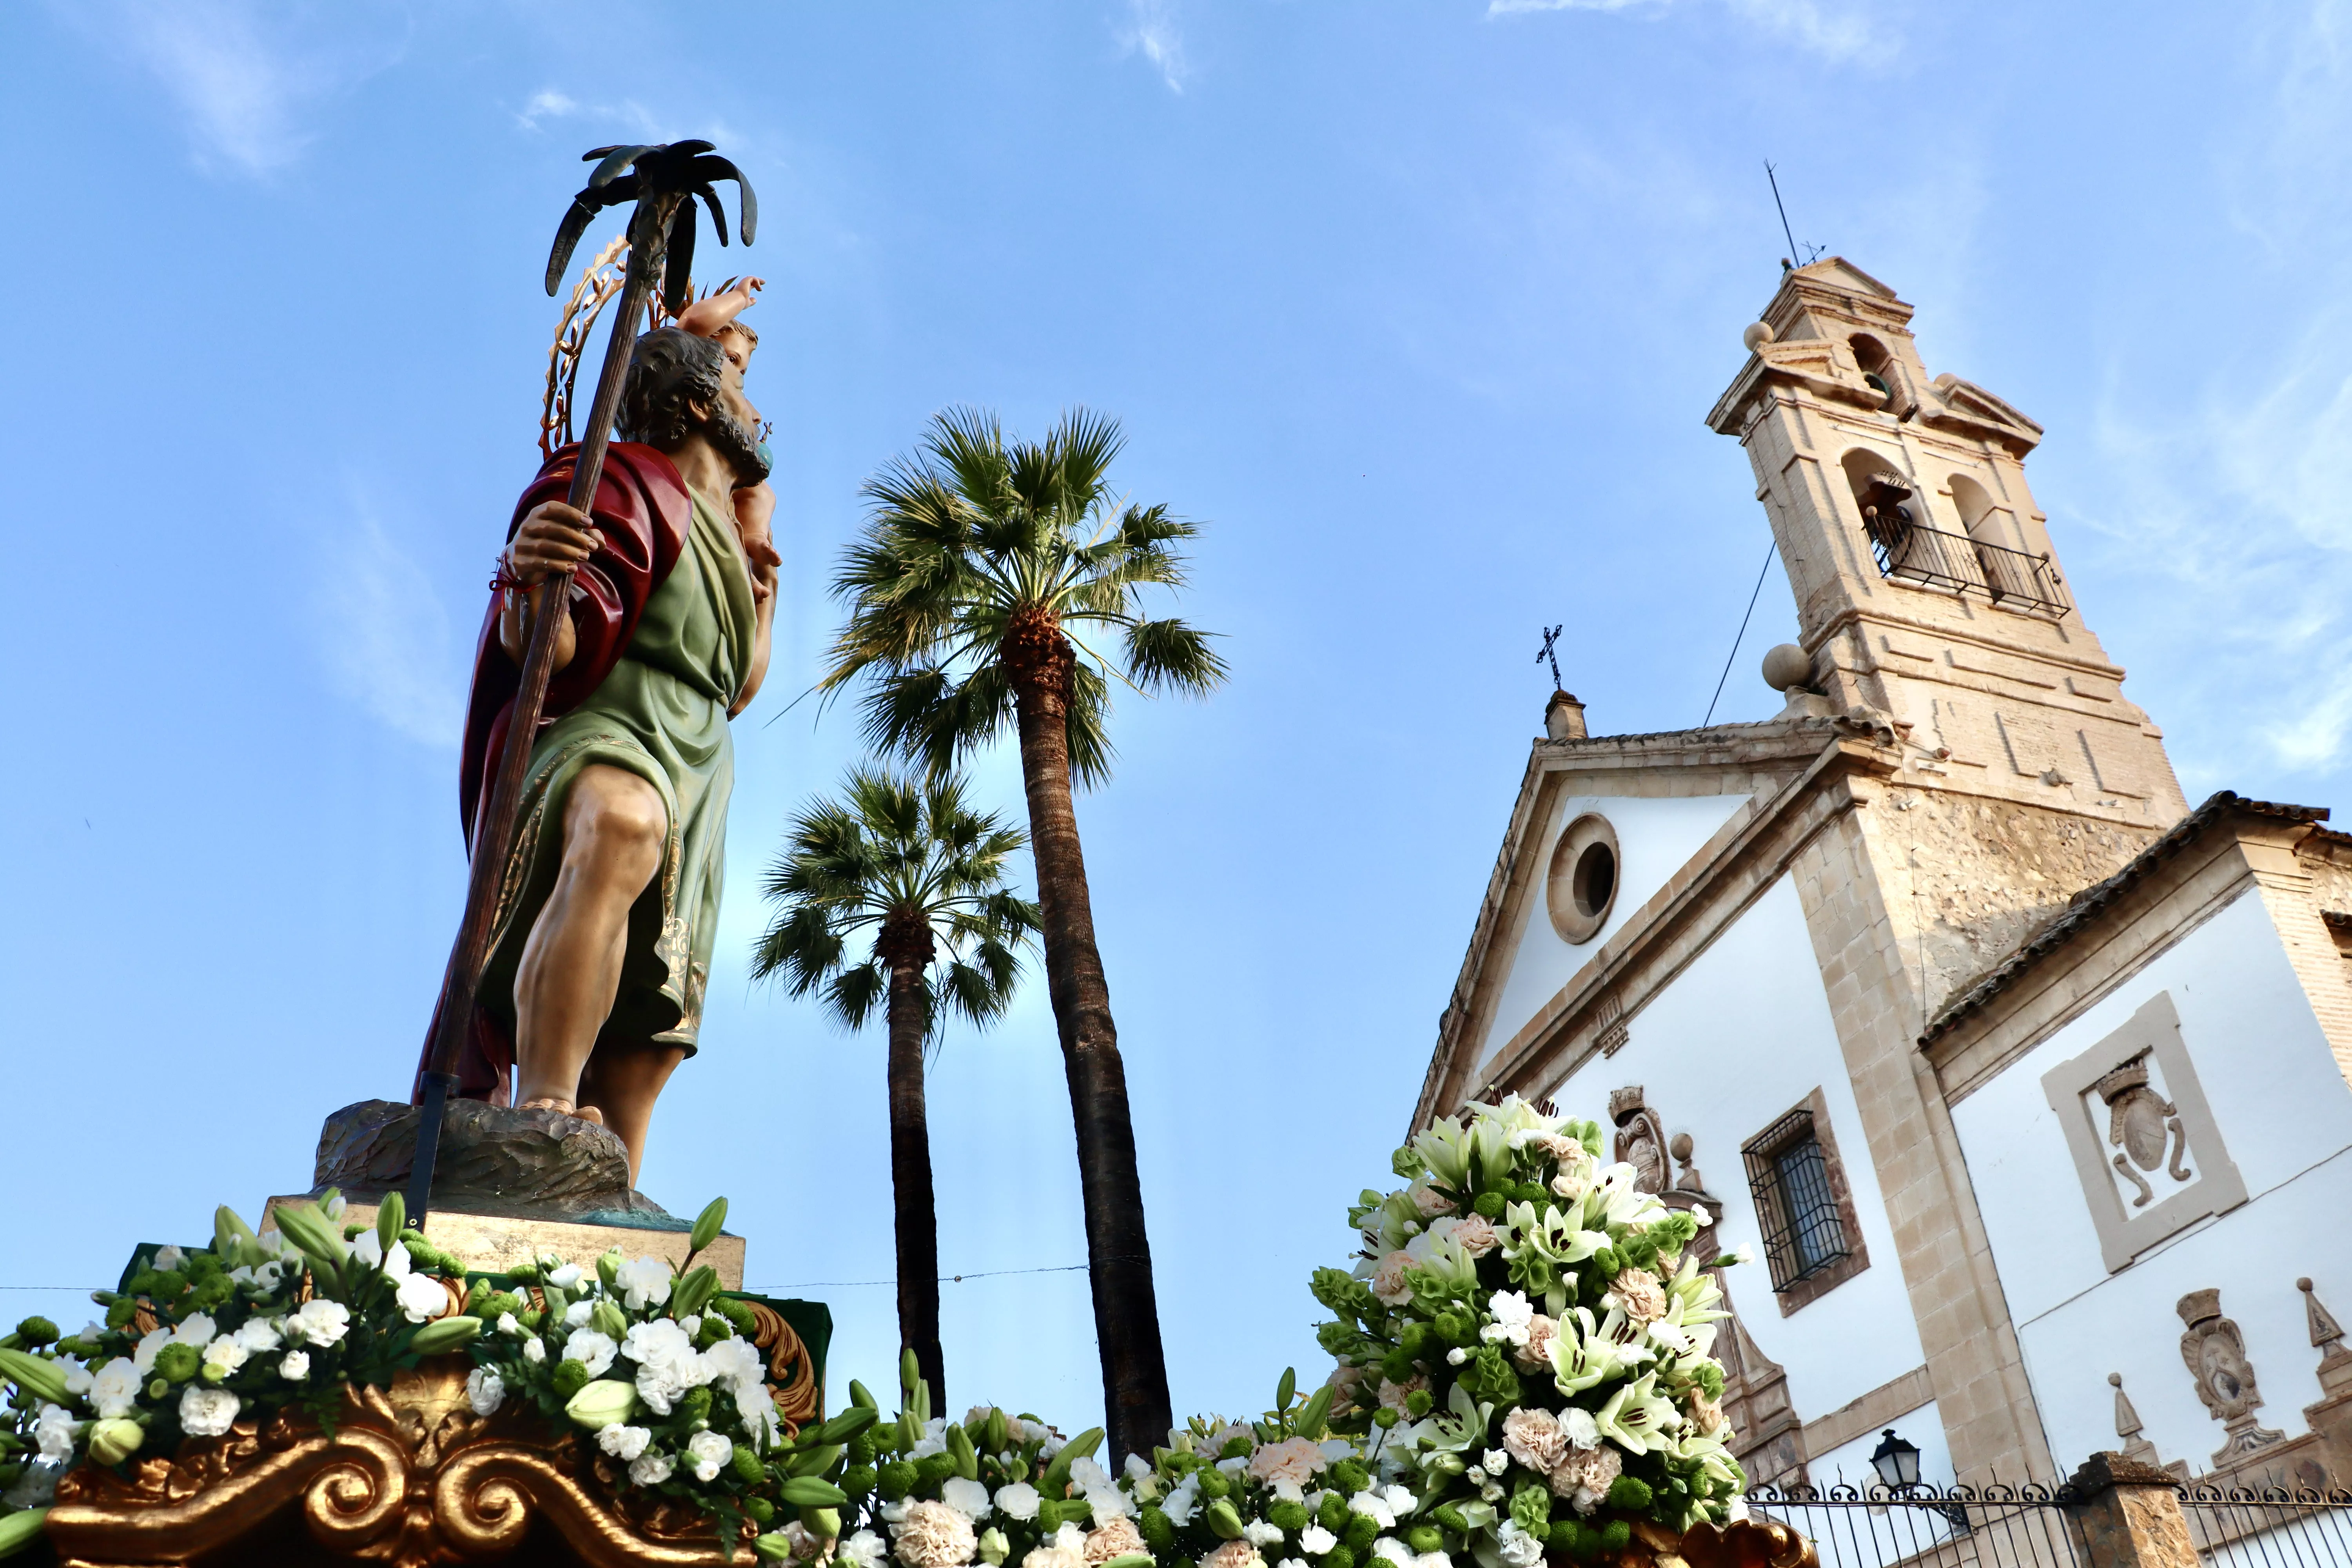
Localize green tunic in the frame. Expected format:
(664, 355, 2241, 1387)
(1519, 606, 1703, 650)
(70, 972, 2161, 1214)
(481, 490, 758, 1056)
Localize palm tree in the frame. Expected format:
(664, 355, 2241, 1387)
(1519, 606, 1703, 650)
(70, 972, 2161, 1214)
(751, 765, 1038, 1407)
(820, 407, 1226, 1457)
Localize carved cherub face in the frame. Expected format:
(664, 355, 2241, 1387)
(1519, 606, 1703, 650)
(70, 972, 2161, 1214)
(714, 323, 757, 376)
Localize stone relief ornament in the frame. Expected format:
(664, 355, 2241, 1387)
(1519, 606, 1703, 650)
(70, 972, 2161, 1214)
(2093, 1055, 2192, 1209)
(2178, 1288, 2286, 1466)
(1611, 1085, 1671, 1195)
(2042, 991, 2247, 1273)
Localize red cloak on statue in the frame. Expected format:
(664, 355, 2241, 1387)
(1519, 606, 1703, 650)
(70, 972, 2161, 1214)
(412, 442, 693, 1105)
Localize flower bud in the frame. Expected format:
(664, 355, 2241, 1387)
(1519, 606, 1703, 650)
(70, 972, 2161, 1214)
(978, 1528, 1011, 1565)
(804, 1506, 841, 1539)
(753, 1532, 794, 1562)
(147, 1378, 169, 1401)
(375, 1192, 406, 1251)
(0, 1510, 51, 1560)
(13, 1318, 58, 1348)
(88, 1418, 144, 1466)
(1206, 1500, 1246, 1540)
(595, 1250, 622, 1290)
(690, 1197, 729, 1255)
(592, 1302, 629, 1341)
(0, 1348, 70, 1406)
(563, 1378, 640, 1431)
(411, 1317, 483, 1356)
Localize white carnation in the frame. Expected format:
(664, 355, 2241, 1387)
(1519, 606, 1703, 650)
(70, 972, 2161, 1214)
(524, 1338, 547, 1365)
(995, 1481, 1042, 1521)
(279, 1350, 312, 1381)
(563, 1328, 618, 1378)
(396, 1270, 449, 1324)
(34, 1405, 78, 1461)
(179, 1385, 240, 1437)
(614, 1256, 674, 1311)
(234, 1318, 283, 1354)
(687, 1428, 734, 1483)
(89, 1358, 141, 1418)
(598, 1423, 652, 1461)
(630, 1449, 675, 1485)
(200, 1337, 248, 1377)
(287, 1299, 351, 1348)
(1299, 1527, 1338, 1556)
(467, 1367, 505, 1416)
(943, 1476, 994, 1518)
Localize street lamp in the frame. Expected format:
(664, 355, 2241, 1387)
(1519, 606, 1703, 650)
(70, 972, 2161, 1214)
(1869, 1429, 1923, 1492)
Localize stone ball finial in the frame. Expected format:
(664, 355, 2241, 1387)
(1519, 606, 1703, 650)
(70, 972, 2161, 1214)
(1761, 643, 1814, 693)
(2108, 1373, 2123, 1387)
(1669, 1132, 1694, 1162)
(2303, 1278, 2317, 1292)
(1743, 321, 1775, 352)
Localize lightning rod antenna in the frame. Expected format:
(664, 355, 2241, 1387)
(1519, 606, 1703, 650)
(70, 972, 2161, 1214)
(1766, 160, 1800, 269)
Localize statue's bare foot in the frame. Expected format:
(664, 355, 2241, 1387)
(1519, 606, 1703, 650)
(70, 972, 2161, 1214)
(519, 1095, 604, 1128)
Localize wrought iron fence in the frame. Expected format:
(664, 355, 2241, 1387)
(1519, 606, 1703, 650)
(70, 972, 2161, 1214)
(2178, 1485, 2352, 1568)
(1745, 1482, 2087, 1568)
(1862, 516, 2070, 617)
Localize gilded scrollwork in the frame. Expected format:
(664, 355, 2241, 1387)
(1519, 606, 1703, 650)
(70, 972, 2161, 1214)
(46, 1357, 742, 1568)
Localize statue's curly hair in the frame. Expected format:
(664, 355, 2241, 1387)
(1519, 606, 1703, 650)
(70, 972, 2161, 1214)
(617, 328, 725, 448)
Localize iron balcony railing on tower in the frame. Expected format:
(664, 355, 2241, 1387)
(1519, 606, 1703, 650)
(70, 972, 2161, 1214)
(1863, 510, 2072, 617)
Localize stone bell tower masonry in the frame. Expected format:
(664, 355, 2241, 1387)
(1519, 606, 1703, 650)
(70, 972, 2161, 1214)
(1706, 258, 2187, 829)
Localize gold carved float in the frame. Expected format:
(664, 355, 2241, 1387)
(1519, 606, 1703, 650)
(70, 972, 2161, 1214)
(45, 1303, 818, 1568)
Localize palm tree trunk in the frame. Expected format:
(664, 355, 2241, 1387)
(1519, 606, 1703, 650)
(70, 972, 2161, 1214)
(1006, 620, 1172, 1459)
(882, 929, 946, 1409)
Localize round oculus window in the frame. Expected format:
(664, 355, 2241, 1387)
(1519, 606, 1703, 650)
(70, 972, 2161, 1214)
(1546, 812, 1621, 944)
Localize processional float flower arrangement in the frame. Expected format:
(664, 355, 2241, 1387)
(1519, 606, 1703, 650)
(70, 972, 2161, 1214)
(0, 1095, 1754, 1566)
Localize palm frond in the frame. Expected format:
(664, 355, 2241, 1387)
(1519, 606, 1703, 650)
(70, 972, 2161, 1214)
(1125, 617, 1229, 697)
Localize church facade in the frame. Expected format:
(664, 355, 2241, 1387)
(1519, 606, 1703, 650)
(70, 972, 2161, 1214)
(1410, 259, 2352, 1493)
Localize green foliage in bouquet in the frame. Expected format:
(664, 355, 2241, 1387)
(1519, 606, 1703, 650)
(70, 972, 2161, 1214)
(0, 1097, 1751, 1568)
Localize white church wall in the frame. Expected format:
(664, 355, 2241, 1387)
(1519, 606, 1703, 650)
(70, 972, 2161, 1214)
(1947, 889, 2352, 1474)
(1541, 874, 1926, 1425)
(1477, 791, 1753, 1070)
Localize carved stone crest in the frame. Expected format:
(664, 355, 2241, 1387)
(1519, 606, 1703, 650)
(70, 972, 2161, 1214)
(2092, 1056, 2191, 1208)
(1611, 1086, 1670, 1195)
(2042, 991, 2247, 1273)
(2178, 1287, 2286, 1465)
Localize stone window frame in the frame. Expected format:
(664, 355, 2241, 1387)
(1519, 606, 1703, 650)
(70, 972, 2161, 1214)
(1740, 1087, 1871, 1316)
(2040, 989, 2247, 1274)
(1547, 812, 1621, 945)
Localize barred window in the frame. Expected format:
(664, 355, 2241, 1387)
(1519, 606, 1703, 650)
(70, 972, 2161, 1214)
(1742, 1093, 1868, 1310)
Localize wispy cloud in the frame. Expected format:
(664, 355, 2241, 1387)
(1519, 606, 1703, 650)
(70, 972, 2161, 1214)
(515, 89, 577, 132)
(1118, 0, 1189, 93)
(1488, 0, 1887, 64)
(2072, 0, 2352, 783)
(313, 505, 469, 750)
(68, 0, 405, 176)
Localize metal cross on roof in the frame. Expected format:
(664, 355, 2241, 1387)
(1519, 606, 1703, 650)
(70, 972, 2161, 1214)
(1536, 624, 1563, 690)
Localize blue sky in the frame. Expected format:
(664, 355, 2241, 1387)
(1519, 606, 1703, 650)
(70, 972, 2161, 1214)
(3, 0, 2348, 1433)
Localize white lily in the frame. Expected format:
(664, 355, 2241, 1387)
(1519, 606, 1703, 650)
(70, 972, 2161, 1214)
(1592, 1371, 1680, 1455)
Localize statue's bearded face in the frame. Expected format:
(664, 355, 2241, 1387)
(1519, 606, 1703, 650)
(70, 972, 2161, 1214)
(699, 357, 771, 488)
(617, 327, 771, 486)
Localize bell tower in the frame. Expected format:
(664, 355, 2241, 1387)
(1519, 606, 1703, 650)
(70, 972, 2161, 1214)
(1707, 258, 2185, 826)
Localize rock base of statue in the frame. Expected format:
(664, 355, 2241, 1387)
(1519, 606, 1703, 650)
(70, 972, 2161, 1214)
(261, 1098, 748, 1287)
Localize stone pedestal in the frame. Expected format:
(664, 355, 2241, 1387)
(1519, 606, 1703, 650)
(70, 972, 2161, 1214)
(2071, 1452, 2200, 1568)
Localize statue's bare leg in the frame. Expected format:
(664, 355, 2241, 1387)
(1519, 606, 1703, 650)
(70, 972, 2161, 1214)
(513, 764, 666, 1155)
(578, 1044, 688, 1185)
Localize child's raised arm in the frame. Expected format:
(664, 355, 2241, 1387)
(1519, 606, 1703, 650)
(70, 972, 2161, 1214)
(675, 276, 766, 338)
